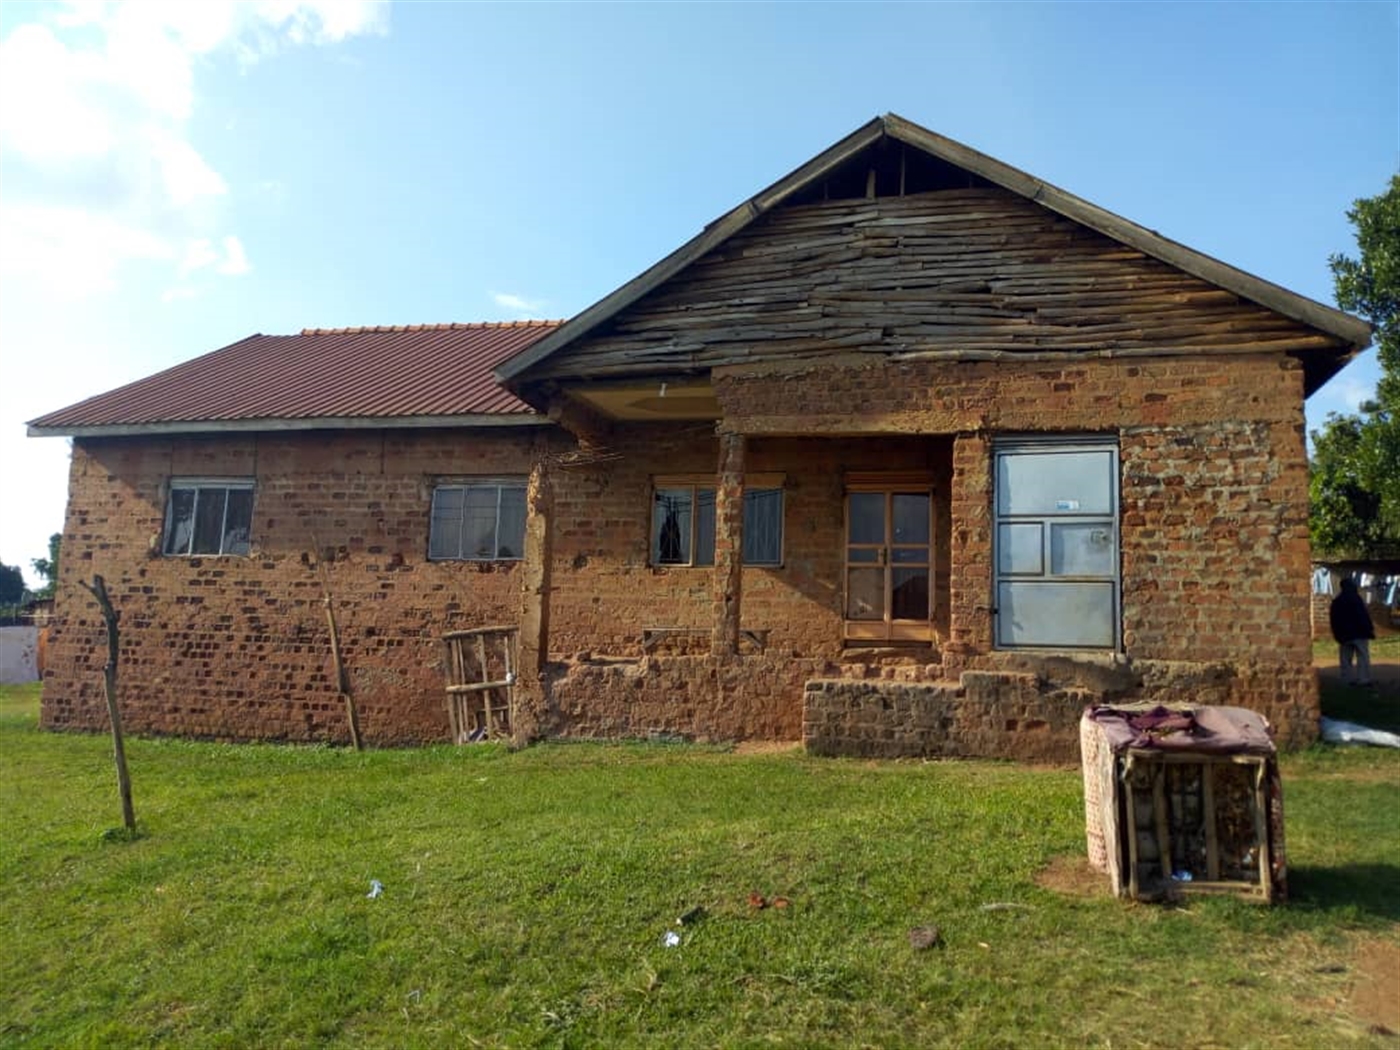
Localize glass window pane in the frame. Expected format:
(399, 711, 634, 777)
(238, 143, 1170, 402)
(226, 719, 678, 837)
(996, 581, 1116, 648)
(848, 492, 884, 545)
(891, 547, 927, 564)
(997, 522, 1044, 575)
(164, 488, 196, 555)
(890, 567, 929, 621)
(846, 567, 884, 620)
(462, 486, 499, 559)
(496, 487, 527, 560)
(891, 493, 928, 545)
(191, 488, 227, 555)
(847, 548, 879, 563)
(742, 488, 782, 565)
(1050, 522, 1115, 577)
(996, 450, 1114, 516)
(653, 488, 692, 565)
(223, 488, 253, 555)
(694, 488, 716, 567)
(429, 487, 465, 559)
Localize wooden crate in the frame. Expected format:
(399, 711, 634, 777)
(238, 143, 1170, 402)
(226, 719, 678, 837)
(1081, 707, 1286, 903)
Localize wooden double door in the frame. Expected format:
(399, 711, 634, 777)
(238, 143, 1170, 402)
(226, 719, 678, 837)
(844, 485, 932, 642)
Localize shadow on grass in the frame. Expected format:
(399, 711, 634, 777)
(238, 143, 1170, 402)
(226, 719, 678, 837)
(1318, 681, 1400, 734)
(1286, 863, 1400, 921)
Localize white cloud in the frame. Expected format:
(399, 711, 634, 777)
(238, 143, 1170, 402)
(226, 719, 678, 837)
(0, 201, 176, 297)
(492, 291, 547, 317)
(0, 1, 388, 301)
(217, 235, 251, 276)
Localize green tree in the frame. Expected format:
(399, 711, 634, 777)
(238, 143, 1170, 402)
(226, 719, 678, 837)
(30, 532, 60, 599)
(1310, 175, 1400, 558)
(0, 562, 24, 607)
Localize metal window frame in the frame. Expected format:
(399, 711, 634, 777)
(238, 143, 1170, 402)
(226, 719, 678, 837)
(163, 478, 255, 557)
(649, 478, 785, 568)
(991, 436, 1121, 651)
(428, 479, 527, 562)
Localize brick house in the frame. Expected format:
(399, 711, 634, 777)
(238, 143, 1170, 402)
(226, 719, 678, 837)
(30, 114, 1370, 758)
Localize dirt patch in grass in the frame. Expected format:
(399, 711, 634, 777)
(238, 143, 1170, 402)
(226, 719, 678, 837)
(1034, 853, 1109, 899)
(1350, 936, 1400, 1035)
(732, 740, 803, 756)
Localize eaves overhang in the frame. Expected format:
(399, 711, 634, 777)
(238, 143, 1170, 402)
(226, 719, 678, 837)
(28, 412, 550, 440)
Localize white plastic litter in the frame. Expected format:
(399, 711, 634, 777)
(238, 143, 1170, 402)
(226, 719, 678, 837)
(1320, 717, 1400, 749)
(367, 879, 384, 899)
(662, 931, 681, 948)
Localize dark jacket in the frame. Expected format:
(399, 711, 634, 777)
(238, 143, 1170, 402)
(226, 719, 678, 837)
(1330, 580, 1376, 643)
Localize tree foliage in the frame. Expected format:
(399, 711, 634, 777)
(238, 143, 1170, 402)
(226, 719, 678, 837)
(1330, 174, 1400, 408)
(30, 532, 60, 599)
(0, 562, 24, 606)
(1310, 176, 1400, 558)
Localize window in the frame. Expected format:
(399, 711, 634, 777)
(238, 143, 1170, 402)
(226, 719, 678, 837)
(651, 482, 783, 566)
(993, 438, 1119, 649)
(843, 480, 933, 642)
(429, 481, 527, 561)
(163, 480, 254, 556)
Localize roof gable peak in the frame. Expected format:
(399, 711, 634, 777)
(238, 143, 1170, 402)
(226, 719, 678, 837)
(496, 113, 1369, 387)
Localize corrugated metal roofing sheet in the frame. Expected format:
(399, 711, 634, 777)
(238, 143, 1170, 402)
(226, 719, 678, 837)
(29, 322, 560, 432)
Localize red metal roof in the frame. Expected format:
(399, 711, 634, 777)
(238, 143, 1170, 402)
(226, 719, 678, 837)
(28, 322, 561, 433)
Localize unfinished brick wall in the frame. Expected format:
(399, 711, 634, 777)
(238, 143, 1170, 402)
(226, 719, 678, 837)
(544, 428, 952, 661)
(707, 352, 1317, 751)
(43, 349, 1322, 754)
(42, 428, 549, 744)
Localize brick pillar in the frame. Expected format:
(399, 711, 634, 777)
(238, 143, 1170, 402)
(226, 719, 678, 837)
(947, 431, 992, 660)
(712, 431, 746, 657)
(513, 452, 553, 745)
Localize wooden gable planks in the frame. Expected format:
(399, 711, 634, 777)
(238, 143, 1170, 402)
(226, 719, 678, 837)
(528, 186, 1346, 380)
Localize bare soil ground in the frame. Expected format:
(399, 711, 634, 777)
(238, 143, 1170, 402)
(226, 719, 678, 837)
(1315, 618, 1400, 698)
(1351, 938, 1400, 1036)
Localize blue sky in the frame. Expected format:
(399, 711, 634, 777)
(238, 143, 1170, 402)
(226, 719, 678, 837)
(1, 0, 1396, 585)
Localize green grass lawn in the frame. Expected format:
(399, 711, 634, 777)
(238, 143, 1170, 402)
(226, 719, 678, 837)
(3, 682, 1398, 1048)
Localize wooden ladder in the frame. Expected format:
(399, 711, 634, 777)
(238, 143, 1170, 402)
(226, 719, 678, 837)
(442, 627, 518, 744)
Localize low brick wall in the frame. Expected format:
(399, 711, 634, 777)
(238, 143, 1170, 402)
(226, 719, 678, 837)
(803, 654, 1318, 761)
(803, 672, 1092, 763)
(543, 653, 825, 742)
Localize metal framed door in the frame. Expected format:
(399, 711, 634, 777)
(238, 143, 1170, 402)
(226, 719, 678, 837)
(844, 488, 932, 642)
(993, 439, 1119, 649)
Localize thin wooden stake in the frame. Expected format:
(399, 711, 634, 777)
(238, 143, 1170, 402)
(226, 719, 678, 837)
(323, 595, 363, 751)
(308, 539, 363, 751)
(79, 575, 136, 834)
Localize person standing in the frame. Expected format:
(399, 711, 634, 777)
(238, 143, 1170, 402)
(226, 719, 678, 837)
(1330, 577, 1376, 687)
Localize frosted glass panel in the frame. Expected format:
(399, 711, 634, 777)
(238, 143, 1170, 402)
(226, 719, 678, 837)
(1050, 522, 1115, 576)
(996, 451, 1113, 515)
(997, 522, 1043, 575)
(997, 581, 1116, 648)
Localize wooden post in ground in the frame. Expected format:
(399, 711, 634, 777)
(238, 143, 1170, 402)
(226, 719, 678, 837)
(513, 452, 554, 747)
(712, 431, 746, 658)
(79, 575, 136, 835)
